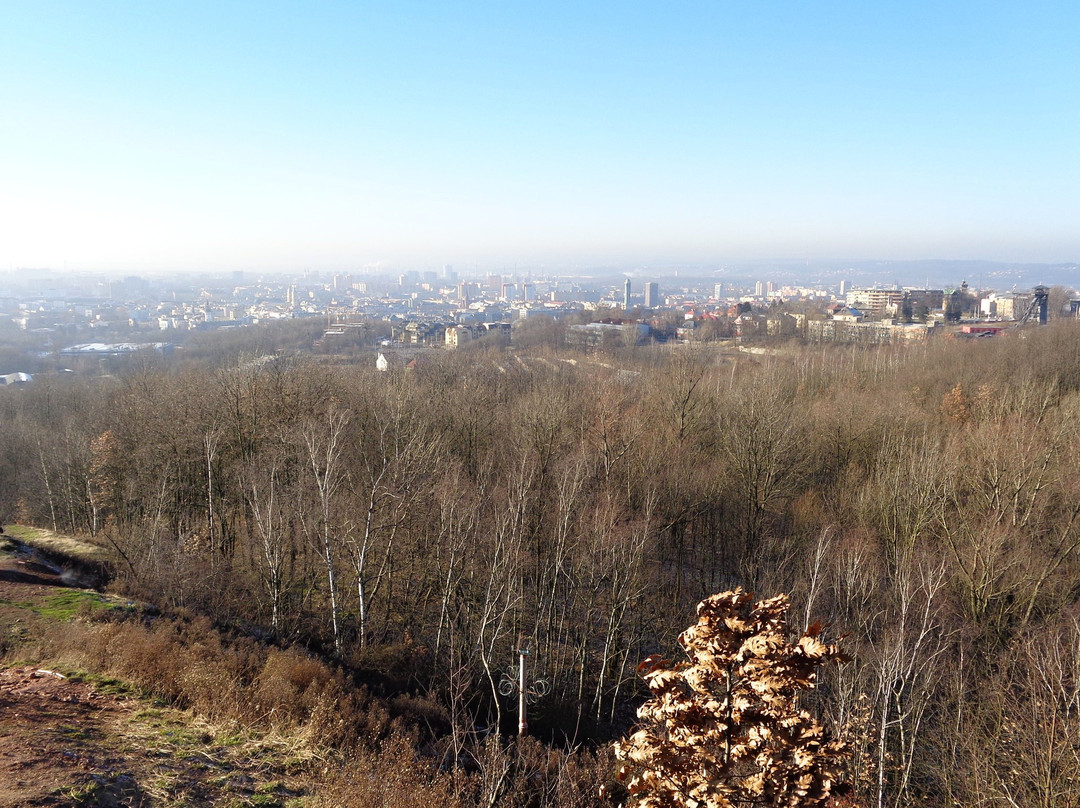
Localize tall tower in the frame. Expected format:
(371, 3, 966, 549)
(624, 278, 632, 310)
(1034, 285, 1050, 324)
(644, 282, 659, 308)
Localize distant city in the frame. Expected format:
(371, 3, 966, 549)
(1, 260, 1078, 384)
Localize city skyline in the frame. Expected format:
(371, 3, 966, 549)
(3, 2, 1078, 273)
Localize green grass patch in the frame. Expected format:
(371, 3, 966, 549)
(134, 707, 170, 723)
(164, 726, 206, 747)
(215, 731, 246, 748)
(57, 780, 103, 804)
(58, 723, 99, 741)
(0, 597, 35, 610)
(66, 669, 156, 701)
(1, 525, 38, 541)
(31, 590, 110, 621)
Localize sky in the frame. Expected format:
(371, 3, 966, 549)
(2, 1, 1078, 273)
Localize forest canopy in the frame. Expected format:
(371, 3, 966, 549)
(3, 321, 1080, 806)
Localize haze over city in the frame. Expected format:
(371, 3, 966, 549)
(3, 1, 1078, 274)
(8, 6, 1080, 808)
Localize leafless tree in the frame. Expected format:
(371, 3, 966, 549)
(301, 404, 350, 652)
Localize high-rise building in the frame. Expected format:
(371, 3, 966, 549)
(644, 282, 659, 308)
(754, 281, 764, 297)
(845, 288, 904, 315)
(624, 278, 632, 309)
(714, 282, 724, 300)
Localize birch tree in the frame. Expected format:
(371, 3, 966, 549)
(301, 405, 350, 653)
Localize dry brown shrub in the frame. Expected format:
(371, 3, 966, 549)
(302, 687, 355, 748)
(346, 634, 432, 685)
(17, 611, 610, 808)
(504, 735, 613, 808)
(388, 692, 451, 730)
(315, 732, 472, 808)
(176, 653, 248, 721)
(91, 618, 255, 718)
(30, 609, 410, 754)
(18, 617, 99, 667)
(940, 383, 972, 425)
(254, 647, 335, 724)
(101, 622, 187, 701)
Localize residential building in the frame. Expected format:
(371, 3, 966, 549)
(845, 288, 904, 316)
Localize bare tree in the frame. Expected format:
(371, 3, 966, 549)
(301, 404, 350, 653)
(718, 374, 807, 557)
(865, 561, 951, 808)
(243, 454, 297, 635)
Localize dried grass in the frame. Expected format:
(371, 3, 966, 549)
(1, 524, 111, 564)
(17, 609, 612, 807)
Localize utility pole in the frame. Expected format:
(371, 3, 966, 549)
(517, 644, 528, 735)
(499, 637, 550, 736)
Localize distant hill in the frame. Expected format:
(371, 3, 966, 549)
(627, 259, 1078, 291)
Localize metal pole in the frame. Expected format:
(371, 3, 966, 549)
(518, 648, 528, 736)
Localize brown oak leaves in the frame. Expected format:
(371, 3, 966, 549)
(613, 589, 850, 808)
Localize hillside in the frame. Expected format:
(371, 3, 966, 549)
(5, 322, 1080, 806)
(0, 527, 610, 808)
(0, 530, 316, 807)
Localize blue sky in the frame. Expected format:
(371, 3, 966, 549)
(2, 1, 1078, 272)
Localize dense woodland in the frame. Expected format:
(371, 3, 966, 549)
(4, 321, 1080, 806)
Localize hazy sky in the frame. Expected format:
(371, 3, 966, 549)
(3, 1, 1078, 272)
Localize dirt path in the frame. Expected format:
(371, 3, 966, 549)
(0, 666, 145, 806)
(0, 547, 143, 806)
